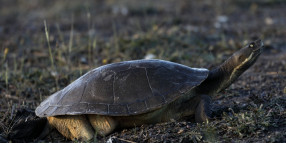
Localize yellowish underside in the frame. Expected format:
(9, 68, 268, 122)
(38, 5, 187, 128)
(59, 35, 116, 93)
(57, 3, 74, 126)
(47, 92, 201, 141)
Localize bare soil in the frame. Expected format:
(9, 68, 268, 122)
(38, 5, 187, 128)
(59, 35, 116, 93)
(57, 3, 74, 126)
(0, 0, 285, 142)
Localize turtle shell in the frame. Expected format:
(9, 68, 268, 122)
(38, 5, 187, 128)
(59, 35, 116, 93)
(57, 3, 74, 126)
(36, 59, 209, 117)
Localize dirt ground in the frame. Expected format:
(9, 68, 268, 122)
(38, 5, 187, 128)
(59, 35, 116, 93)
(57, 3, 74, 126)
(0, 0, 285, 142)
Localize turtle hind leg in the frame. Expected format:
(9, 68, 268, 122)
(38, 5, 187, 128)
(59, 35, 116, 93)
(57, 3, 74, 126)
(195, 94, 212, 123)
(47, 115, 94, 141)
(88, 115, 118, 136)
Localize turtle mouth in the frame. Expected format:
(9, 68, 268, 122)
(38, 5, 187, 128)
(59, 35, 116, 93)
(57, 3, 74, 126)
(249, 48, 262, 64)
(253, 48, 262, 58)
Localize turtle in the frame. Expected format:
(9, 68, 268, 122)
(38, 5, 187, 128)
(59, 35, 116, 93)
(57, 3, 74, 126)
(33, 39, 263, 141)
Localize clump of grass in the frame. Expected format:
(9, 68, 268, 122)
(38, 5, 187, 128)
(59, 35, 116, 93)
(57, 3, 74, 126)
(196, 121, 217, 142)
(182, 130, 203, 143)
(220, 104, 271, 139)
(193, 103, 273, 142)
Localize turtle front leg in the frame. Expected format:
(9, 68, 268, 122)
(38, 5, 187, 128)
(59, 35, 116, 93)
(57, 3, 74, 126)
(195, 94, 212, 123)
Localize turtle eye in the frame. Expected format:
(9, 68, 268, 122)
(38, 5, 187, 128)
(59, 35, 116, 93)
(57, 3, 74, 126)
(249, 42, 255, 49)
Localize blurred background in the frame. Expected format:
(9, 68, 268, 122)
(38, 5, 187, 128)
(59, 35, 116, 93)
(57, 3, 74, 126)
(0, 0, 285, 142)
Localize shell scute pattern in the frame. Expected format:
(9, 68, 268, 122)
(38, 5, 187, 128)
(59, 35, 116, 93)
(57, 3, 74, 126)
(36, 60, 208, 117)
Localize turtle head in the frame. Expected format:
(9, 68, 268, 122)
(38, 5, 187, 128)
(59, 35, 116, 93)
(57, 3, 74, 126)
(217, 39, 263, 92)
(196, 39, 263, 94)
(228, 39, 263, 79)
